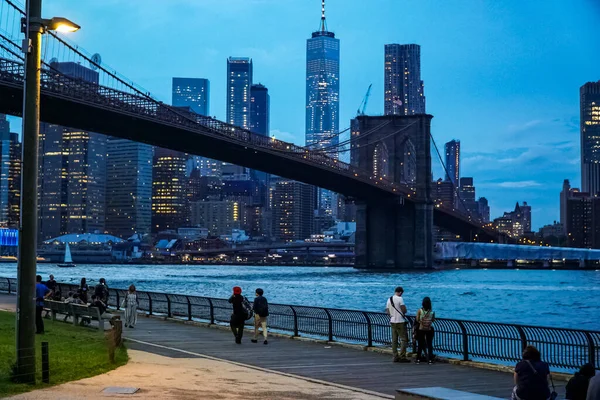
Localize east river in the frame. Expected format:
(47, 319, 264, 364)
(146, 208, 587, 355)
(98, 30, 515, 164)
(0, 263, 598, 330)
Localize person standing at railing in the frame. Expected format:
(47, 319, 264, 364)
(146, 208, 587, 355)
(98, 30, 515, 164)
(385, 286, 410, 363)
(122, 284, 139, 328)
(415, 297, 435, 364)
(229, 286, 246, 344)
(511, 345, 556, 400)
(251, 288, 269, 345)
(94, 278, 110, 307)
(79, 277, 89, 304)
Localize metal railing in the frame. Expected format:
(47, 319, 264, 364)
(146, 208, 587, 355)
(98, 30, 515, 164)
(0, 276, 597, 370)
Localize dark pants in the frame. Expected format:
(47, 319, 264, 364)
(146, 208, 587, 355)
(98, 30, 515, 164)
(416, 329, 434, 361)
(230, 315, 245, 342)
(36, 305, 44, 333)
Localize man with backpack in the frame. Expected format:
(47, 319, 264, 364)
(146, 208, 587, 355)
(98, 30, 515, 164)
(251, 288, 269, 345)
(229, 286, 251, 344)
(386, 286, 409, 363)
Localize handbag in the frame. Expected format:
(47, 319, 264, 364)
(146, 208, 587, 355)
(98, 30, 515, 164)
(525, 360, 557, 400)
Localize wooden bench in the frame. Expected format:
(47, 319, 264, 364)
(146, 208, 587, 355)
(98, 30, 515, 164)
(70, 303, 113, 331)
(396, 387, 505, 400)
(45, 300, 113, 331)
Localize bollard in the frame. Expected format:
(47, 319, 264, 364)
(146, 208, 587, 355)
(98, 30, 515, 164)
(41, 342, 49, 383)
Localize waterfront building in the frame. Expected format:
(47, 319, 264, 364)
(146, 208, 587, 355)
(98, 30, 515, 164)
(444, 140, 460, 186)
(580, 81, 600, 195)
(384, 44, 425, 116)
(565, 193, 600, 249)
(434, 178, 454, 210)
(38, 62, 105, 241)
(478, 197, 490, 223)
(249, 83, 270, 136)
(538, 221, 564, 239)
(458, 177, 478, 217)
(189, 200, 240, 236)
(172, 77, 210, 116)
(152, 147, 188, 232)
(227, 57, 253, 129)
(493, 202, 531, 238)
(306, 2, 340, 217)
(105, 138, 153, 239)
(0, 115, 20, 229)
(560, 179, 579, 235)
(272, 179, 315, 242)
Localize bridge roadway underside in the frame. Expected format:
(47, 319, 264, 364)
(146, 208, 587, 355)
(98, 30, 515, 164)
(0, 84, 393, 203)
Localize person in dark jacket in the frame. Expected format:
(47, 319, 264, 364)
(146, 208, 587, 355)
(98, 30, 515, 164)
(511, 345, 552, 400)
(566, 363, 595, 400)
(94, 278, 109, 305)
(251, 288, 269, 345)
(228, 286, 246, 344)
(79, 277, 89, 304)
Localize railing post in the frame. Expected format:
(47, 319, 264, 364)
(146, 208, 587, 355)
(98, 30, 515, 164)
(166, 295, 172, 318)
(207, 298, 214, 324)
(324, 309, 333, 342)
(515, 325, 527, 352)
(584, 331, 596, 368)
(362, 311, 373, 347)
(457, 321, 469, 361)
(147, 293, 153, 316)
(7, 278, 11, 294)
(186, 296, 192, 321)
(115, 291, 120, 311)
(41, 341, 49, 383)
(291, 306, 299, 337)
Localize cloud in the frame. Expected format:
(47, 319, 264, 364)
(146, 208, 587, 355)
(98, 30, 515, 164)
(507, 119, 543, 133)
(496, 181, 543, 188)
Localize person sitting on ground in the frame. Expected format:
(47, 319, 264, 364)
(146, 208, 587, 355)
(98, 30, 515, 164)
(512, 345, 554, 400)
(228, 286, 246, 344)
(415, 296, 435, 364)
(566, 363, 595, 400)
(251, 288, 269, 345)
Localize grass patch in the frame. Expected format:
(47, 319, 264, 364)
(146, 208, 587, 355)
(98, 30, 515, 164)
(0, 310, 127, 397)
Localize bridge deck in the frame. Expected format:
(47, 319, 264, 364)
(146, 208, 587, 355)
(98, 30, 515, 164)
(0, 294, 565, 398)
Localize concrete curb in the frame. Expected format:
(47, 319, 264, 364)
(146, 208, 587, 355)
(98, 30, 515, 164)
(139, 311, 572, 382)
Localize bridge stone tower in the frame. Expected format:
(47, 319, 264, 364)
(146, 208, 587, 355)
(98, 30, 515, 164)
(351, 115, 434, 269)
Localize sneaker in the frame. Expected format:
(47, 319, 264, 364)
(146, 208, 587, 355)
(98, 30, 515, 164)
(251, 339, 258, 343)
(415, 359, 420, 364)
(428, 360, 433, 365)
(263, 340, 268, 345)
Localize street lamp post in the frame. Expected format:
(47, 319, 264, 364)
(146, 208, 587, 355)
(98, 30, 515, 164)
(16, 0, 79, 383)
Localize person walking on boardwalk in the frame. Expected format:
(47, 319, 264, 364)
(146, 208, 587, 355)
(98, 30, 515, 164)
(122, 284, 139, 328)
(512, 345, 555, 400)
(251, 288, 269, 345)
(415, 296, 435, 364)
(566, 363, 595, 400)
(386, 286, 409, 363)
(35, 275, 51, 334)
(229, 286, 246, 344)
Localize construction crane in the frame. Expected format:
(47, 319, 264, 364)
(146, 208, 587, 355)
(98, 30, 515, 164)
(357, 84, 372, 116)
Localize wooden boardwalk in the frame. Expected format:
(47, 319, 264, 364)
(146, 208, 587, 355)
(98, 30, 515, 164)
(0, 294, 566, 398)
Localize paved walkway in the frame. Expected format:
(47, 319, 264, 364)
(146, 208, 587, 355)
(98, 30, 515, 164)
(0, 294, 561, 398)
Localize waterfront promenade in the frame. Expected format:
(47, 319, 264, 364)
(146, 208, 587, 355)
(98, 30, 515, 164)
(0, 293, 565, 399)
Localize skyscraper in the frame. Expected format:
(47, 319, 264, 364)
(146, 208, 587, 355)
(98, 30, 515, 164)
(227, 57, 253, 129)
(478, 197, 490, 223)
(444, 140, 460, 186)
(384, 44, 426, 116)
(306, 1, 340, 217)
(580, 81, 600, 195)
(106, 139, 153, 239)
(38, 62, 105, 240)
(305, 1, 339, 152)
(0, 115, 20, 228)
(458, 177, 478, 217)
(152, 147, 188, 232)
(250, 83, 270, 136)
(172, 77, 210, 116)
(272, 179, 315, 242)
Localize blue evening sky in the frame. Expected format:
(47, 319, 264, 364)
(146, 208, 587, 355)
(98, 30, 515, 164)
(12, 0, 600, 229)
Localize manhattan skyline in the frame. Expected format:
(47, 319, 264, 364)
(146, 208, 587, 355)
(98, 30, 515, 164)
(8, 0, 600, 229)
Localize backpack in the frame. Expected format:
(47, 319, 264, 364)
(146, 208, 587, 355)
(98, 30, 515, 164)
(419, 309, 434, 331)
(242, 296, 254, 320)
